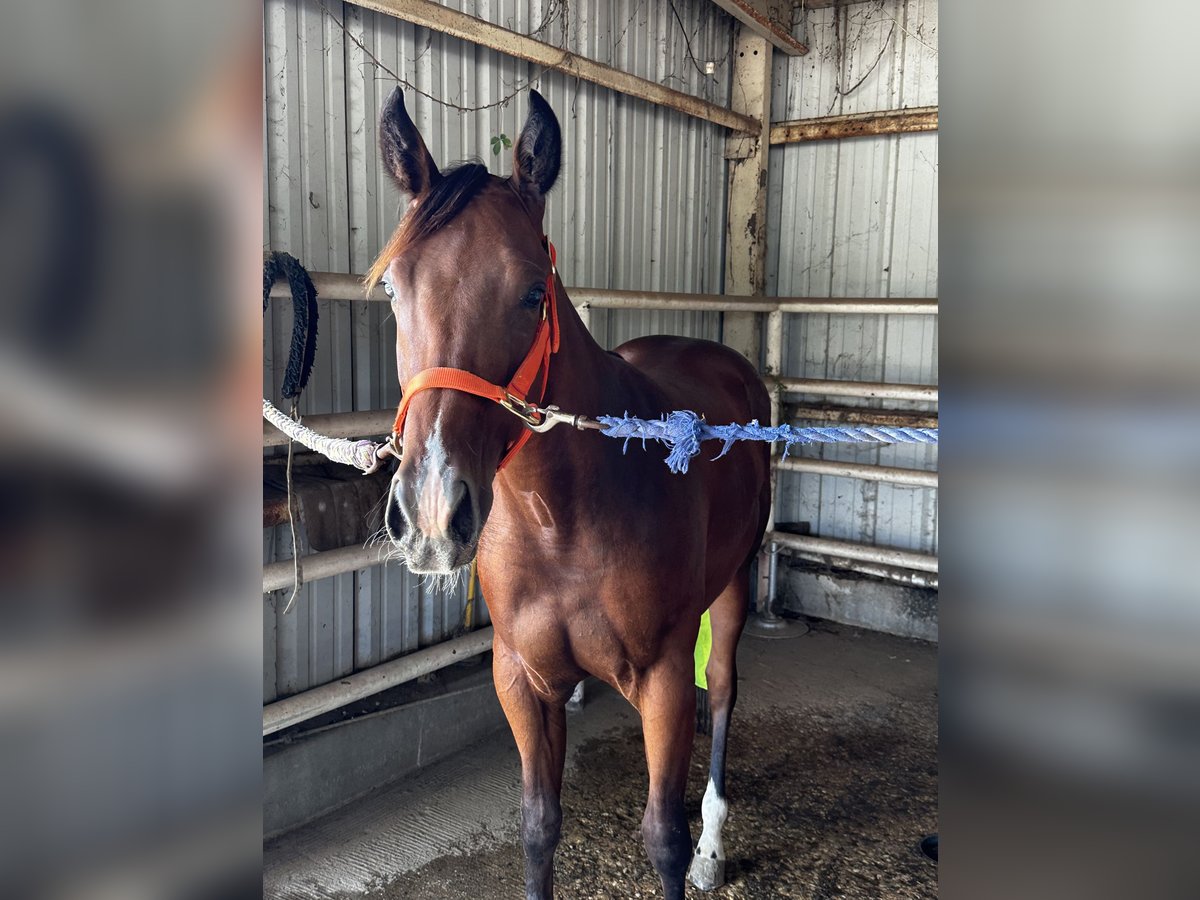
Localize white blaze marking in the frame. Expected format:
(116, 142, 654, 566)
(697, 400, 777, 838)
(696, 778, 728, 861)
(417, 414, 453, 537)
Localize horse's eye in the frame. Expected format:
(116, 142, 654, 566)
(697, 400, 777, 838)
(521, 284, 545, 309)
(381, 280, 395, 299)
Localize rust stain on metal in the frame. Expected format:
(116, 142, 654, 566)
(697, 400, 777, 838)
(770, 107, 938, 145)
(785, 403, 939, 430)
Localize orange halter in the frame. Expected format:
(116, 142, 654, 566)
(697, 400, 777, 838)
(390, 239, 561, 471)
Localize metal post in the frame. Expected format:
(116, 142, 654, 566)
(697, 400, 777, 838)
(746, 541, 808, 639)
(747, 309, 807, 639)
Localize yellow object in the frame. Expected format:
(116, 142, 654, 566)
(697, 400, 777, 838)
(463, 559, 478, 629)
(694, 609, 712, 690)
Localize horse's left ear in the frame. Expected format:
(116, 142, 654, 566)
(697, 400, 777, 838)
(511, 89, 561, 204)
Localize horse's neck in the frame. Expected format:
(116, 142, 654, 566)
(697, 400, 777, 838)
(494, 285, 645, 493)
(543, 286, 614, 407)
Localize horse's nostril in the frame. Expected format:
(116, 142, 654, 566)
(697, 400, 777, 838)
(385, 480, 408, 540)
(448, 480, 476, 544)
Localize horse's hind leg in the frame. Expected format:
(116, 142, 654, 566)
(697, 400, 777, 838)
(493, 639, 567, 900)
(688, 568, 750, 891)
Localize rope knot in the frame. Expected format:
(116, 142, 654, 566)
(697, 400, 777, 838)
(661, 410, 704, 474)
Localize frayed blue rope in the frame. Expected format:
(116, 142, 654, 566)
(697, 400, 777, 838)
(596, 410, 938, 474)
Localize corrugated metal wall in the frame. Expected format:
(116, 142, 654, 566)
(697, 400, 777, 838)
(767, 0, 938, 554)
(263, 0, 736, 702)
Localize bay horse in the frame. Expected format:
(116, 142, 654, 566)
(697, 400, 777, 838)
(370, 87, 771, 899)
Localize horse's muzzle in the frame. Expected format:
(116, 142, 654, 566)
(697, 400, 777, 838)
(385, 467, 484, 573)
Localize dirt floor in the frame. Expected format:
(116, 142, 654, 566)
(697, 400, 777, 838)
(265, 621, 937, 900)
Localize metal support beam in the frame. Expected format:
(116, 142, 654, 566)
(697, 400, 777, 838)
(770, 107, 938, 144)
(722, 28, 778, 633)
(709, 0, 808, 56)
(765, 309, 785, 405)
(263, 544, 390, 594)
(769, 530, 939, 574)
(269, 274, 937, 316)
(799, 0, 885, 9)
(354, 0, 759, 133)
(263, 627, 496, 736)
(722, 28, 773, 368)
(775, 297, 936, 315)
(786, 404, 938, 429)
(772, 377, 938, 403)
(775, 456, 937, 489)
(783, 551, 939, 589)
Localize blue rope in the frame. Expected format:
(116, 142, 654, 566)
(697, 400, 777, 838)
(597, 411, 938, 474)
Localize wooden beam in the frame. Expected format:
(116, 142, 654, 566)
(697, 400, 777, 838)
(353, 0, 760, 133)
(709, 0, 808, 56)
(770, 106, 938, 144)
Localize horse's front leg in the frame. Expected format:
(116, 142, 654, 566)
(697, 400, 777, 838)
(637, 648, 697, 900)
(493, 638, 568, 900)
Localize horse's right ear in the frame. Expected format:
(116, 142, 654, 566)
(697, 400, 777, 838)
(379, 87, 440, 197)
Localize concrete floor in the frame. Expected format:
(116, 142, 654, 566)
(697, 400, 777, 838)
(264, 621, 937, 899)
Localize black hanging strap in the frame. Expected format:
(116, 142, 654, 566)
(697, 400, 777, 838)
(263, 251, 320, 399)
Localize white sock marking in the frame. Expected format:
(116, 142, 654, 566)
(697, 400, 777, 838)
(696, 778, 728, 861)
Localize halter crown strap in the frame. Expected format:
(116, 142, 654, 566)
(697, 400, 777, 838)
(391, 239, 559, 470)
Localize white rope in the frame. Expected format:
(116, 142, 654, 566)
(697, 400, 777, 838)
(263, 398, 386, 472)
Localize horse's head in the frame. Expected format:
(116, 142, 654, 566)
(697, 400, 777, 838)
(369, 87, 562, 574)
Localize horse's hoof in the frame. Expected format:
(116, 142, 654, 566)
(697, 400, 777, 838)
(566, 680, 585, 712)
(687, 854, 725, 891)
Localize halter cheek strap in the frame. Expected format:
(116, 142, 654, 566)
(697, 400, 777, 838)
(390, 239, 560, 471)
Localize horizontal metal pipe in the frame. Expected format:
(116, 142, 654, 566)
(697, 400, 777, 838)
(771, 377, 938, 403)
(786, 404, 939, 429)
(263, 544, 390, 594)
(269, 271, 375, 302)
(785, 551, 939, 589)
(768, 531, 938, 574)
(775, 456, 937, 488)
(775, 297, 937, 315)
(263, 627, 495, 736)
(263, 409, 395, 449)
(267, 274, 937, 316)
(573, 289, 777, 313)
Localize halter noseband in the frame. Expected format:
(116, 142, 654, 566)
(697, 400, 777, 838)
(388, 239, 561, 471)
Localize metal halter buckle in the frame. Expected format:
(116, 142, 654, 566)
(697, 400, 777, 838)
(524, 405, 601, 433)
(499, 393, 544, 427)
